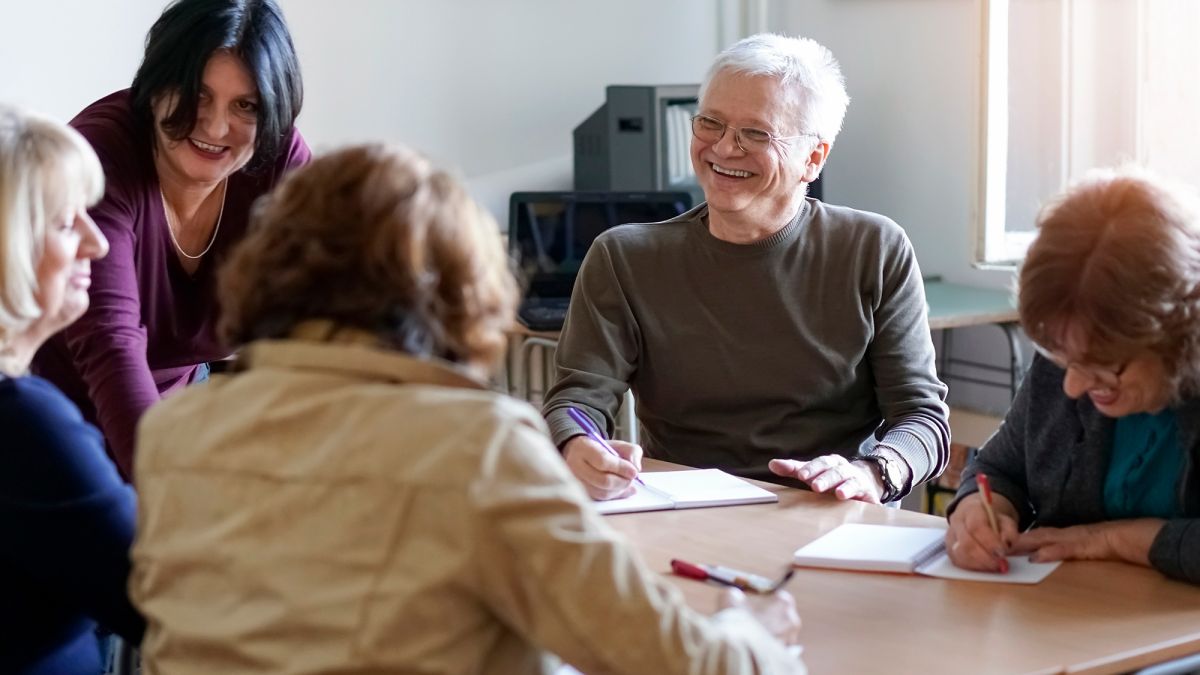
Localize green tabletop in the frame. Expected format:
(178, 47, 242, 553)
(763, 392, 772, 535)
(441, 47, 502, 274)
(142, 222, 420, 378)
(924, 279, 1018, 330)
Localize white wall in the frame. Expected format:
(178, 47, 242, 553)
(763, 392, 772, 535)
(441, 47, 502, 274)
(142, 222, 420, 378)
(1, 0, 723, 222)
(771, 1, 1022, 415)
(289, 0, 725, 219)
(0, 2, 164, 119)
(772, 0, 1013, 291)
(2, 1, 1021, 412)
(1, 0, 1014, 284)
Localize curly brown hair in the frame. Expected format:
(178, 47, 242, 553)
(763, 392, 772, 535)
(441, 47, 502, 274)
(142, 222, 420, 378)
(218, 143, 517, 373)
(1020, 167, 1200, 397)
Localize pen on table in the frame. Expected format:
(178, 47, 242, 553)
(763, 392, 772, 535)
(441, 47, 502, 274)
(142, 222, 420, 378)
(976, 473, 1009, 574)
(669, 558, 793, 594)
(566, 406, 646, 486)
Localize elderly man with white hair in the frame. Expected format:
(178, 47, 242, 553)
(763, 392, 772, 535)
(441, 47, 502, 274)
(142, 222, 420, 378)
(544, 34, 950, 505)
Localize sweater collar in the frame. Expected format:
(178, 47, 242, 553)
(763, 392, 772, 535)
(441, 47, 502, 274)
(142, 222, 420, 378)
(692, 199, 811, 257)
(235, 320, 488, 391)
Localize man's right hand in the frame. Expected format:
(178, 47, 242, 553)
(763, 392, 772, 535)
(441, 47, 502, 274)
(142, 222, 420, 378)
(562, 435, 644, 501)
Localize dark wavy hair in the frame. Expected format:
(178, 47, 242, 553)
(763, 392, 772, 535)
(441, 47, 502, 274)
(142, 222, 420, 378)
(130, 0, 303, 173)
(218, 144, 518, 373)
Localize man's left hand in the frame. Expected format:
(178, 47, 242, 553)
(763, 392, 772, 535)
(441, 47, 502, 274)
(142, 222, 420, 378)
(769, 455, 883, 504)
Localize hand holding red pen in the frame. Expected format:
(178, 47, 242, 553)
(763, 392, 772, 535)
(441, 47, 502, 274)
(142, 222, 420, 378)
(672, 559, 802, 646)
(719, 587, 803, 647)
(945, 472, 1020, 574)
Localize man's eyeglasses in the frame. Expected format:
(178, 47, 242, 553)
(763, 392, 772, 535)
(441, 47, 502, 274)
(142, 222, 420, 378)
(690, 114, 813, 154)
(1032, 343, 1129, 389)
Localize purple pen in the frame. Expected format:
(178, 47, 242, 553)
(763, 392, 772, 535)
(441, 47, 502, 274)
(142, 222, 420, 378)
(566, 407, 646, 486)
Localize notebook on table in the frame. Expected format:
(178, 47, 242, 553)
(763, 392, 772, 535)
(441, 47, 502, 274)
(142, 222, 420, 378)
(791, 523, 1060, 584)
(594, 469, 778, 515)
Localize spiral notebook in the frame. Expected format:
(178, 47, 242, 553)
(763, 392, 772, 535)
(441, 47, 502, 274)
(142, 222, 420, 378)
(792, 523, 1060, 584)
(594, 469, 778, 515)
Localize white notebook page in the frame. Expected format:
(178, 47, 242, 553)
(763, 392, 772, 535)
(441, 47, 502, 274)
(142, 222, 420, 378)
(593, 469, 777, 515)
(640, 469, 777, 508)
(593, 482, 675, 515)
(792, 524, 946, 573)
(916, 551, 1061, 584)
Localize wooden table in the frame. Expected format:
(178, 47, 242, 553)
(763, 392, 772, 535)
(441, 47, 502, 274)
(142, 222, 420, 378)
(606, 460, 1200, 675)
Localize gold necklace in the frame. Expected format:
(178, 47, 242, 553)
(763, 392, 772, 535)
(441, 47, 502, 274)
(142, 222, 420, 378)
(160, 177, 228, 260)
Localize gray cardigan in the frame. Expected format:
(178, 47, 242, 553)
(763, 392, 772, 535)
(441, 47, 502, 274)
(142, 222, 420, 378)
(949, 355, 1200, 584)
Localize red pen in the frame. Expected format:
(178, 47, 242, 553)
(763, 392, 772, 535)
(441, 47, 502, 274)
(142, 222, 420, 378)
(976, 473, 1009, 574)
(669, 559, 791, 594)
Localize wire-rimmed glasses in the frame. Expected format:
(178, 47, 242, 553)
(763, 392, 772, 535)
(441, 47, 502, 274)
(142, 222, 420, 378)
(690, 113, 813, 154)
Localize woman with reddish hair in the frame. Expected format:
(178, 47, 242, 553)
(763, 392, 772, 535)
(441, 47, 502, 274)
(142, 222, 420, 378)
(947, 168, 1200, 585)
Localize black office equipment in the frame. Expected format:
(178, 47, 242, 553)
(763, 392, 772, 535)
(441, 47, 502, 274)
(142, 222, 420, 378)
(573, 84, 823, 204)
(574, 85, 702, 203)
(509, 191, 693, 330)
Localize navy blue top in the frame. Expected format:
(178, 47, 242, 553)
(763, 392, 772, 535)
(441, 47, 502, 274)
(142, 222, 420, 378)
(0, 375, 143, 674)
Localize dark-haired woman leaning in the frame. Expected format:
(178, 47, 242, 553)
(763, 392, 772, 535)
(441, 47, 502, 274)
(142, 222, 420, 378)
(32, 0, 309, 478)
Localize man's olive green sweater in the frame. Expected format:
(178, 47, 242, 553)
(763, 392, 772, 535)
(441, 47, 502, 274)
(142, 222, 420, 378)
(543, 200, 950, 497)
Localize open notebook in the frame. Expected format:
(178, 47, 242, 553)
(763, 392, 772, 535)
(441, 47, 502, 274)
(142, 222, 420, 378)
(792, 523, 1060, 584)
(594, 469, 778, 515)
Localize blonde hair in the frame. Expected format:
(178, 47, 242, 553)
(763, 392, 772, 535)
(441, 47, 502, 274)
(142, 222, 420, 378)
(219, 143, 518, 374)
(0, 104, 104, 346)
(1020, 167, 1200, 396)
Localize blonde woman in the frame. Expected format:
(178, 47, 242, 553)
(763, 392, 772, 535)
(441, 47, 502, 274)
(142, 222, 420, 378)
(131, 144, 805, 674)
(0, 105, 143, 673)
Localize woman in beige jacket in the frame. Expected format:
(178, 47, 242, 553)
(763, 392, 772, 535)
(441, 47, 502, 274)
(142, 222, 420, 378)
(129, 143, 806, 674)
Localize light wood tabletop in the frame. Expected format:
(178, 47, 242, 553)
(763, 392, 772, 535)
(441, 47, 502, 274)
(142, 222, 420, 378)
(606, 460, 1200, 675)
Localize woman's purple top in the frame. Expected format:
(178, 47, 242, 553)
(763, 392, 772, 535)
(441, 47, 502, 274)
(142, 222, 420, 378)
(32, 90, 311, 478)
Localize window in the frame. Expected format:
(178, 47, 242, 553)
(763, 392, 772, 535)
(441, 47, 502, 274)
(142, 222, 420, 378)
(979, 0, 1200, 265)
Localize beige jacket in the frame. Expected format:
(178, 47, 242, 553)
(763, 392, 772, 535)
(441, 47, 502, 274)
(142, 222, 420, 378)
(130, 329, 804, 674)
